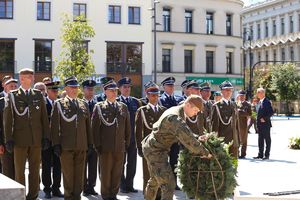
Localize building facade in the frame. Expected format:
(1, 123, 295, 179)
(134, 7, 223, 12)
(155, 0, 244, 93)
(0, 0, 152, 96)
(242, 0, 300, 68)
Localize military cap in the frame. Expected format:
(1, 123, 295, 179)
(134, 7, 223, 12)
(144, 81, 159, 94)
(4, 78, 18, 85)
(45, 81, 60, 89)
(219, 80, 233, 90)
(181, 80, 190, 88)
(82, 79, 96, 88)
(238, 90, 247, 96)
(101, 77, 118, 90)
(42, 77, 52, 83)
(161, 76, 175, 86)
(19, 68, 34, 75)
(2, 75, 12, 84)
(200, 82, 211, 91)
(64, 76, 80, 87)
(117, 77, 132, 87)
(186, 80, 200, 89)
(214, 91, 221, 96)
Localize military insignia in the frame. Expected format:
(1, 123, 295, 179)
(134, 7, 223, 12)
(36, 106, 40, 110)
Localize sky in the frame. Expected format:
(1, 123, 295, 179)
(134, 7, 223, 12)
(243, 0, 265, 6)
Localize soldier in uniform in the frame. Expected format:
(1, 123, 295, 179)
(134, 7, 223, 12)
(142, 95, 211, 200)
(82, 79, 98, 196)
(199, 82, 214, 132)
(135, 81, 166, 193)
(51, 76, 93, 200)
(236, 90, 252, 159)
(4, 68, 51, 200)
(96, 77, 114, 102)
(180, 80, 190, 99)
(117, 77, 140, 193)
(0, 75, 12, 97)
(159, 76, 184, 190)
(211, 81, 239, 158)
(41, 81, 63, 199)
(92, 78, 131, 200)
(0, 78, 18, 179)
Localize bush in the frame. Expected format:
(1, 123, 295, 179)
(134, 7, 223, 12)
(289, 137, 300, 149)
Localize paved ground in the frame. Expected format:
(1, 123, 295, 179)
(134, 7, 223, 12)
(23, 116, 299, 199)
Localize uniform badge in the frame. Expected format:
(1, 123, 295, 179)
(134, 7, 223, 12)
(36, 106, 40, 110)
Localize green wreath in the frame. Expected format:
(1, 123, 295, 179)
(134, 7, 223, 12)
(177, 133, 238, 200)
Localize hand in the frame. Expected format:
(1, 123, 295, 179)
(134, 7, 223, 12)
(42, 138, 51, 150)
(260, 118, 266, 123)
(201, 153, 213, 159)
(87, 144, 94, 157)
(5, 140, 14, 153)
(0, 145, 4, 155)
(53, 145, 62, 157)
(198, 135, 209, 142)
(137, 147, 143, 157)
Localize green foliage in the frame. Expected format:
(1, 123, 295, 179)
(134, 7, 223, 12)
(289, 137, 300, 149)
(177, 133, 238, 200)
(253, 65, 276, 101)
(55, 14, 95, 83)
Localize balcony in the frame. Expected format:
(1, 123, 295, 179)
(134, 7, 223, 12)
(33, 61, 54, 72)
(0, 61, 16, 72)
(106, 62, 143, 74)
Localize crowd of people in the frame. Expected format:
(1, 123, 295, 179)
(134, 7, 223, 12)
(0, 68, 274, 200)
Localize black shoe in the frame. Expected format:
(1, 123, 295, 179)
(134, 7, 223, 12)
(120, 188, 129, 193)
(89, 188, 98, 195)
(111, 196, 120, 200)
(127, 187, 138, 193)
(175, 185, 181, 190)
(52, 189, 64, 197)
(253, 156, 263, 159)
(263, 156, 269, 160)
(239, 156, 245, 159)
(44, 191, 52, 199)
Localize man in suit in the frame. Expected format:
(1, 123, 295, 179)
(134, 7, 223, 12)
(41, 81, 63, 199)
(236, 90, 252, 159)
(92, 77, 131, 200)
(4, 68, 51, 200)
(82, 79, 98, 196)
(211, 81, 239, 158)
(51, 76, 93, 200)
(253, 88, 274, 160)
(159, 76, 184, 190)
(135, 81, 166, 193)
(118, 77, 140, 193)
(0, 78, 18, 179)
(200, 82, 214, 132)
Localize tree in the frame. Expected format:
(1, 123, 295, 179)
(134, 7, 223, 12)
(271, 63, 300, 115)
(55, 14, 95, 82)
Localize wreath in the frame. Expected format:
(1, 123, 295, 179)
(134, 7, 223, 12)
(177, 133, 238, 200)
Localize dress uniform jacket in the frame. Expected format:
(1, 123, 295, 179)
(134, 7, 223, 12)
(159, 92, 183, 109)
(203, 100, 214, 132)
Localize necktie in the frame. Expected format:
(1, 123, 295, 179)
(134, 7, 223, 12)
(125, 97, 129, 104)
(154, 106, 158, 113)
(88, 101, 93, 112)
(25, 90, 29, 96)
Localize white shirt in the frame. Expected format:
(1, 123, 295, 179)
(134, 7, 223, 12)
(20, 86, 31, 94)
(148, 103, 159, 112)
(259, 97, 265, 104)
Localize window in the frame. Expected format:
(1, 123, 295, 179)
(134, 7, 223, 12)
(265, 22, 268, 38)
(206, 51, 214, 73)
(34, 40, 52, 72)
(281, 17, 285, 35)
(226, 14, 232, 36)
(289, 16, 293, 33)
(265, 50, 269, 64)
(257, 24, 261, 39)
(185, 10, 192, 33)
(290, 46, 294, 61)
(206, 12, 214, 34)
(184, 50, 193, 73)
(163, 8, 171, 32)
(108, 5, 121, 24)
(73, 3, 86, 20)
(273, 49, 277, 64)
(0, 40, 14, 72)
(0, 0, 13, 19)
(128, 7, 140, 24)
(37, 2, 50, 20)
(226, 52, 233, 74)
(162, 49, 171, 72)
(273, 20, 276, 36)
(281, 48, 285, 63)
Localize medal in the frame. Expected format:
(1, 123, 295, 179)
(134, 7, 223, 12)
(36, 106, 39, 110)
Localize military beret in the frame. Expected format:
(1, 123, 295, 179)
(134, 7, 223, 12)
(161, 76, 175, 86)
(45, 81, 60, 89)
(181, 80, 190, 88)
(214, 91, 221, 96)
(101, 77, 118, 90)
(144, 81, 159, 94)
(219, 80, 233, 90)
(200, 82, 211, 91)
(82, 79, 96, 88)
(64, 76, 80, 87)
(238, 90, 247, 96)
(117, 77, 132, 87)
(4, 78, 18, 85)
(186, 80, 200, 89)
(19, 68, 34, 75)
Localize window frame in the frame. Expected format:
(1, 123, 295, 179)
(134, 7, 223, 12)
(162, 48, 171, 73)
(185, 10, 193, 33)
(73, 3, 87, 21)
(226, 52, 233, 74)
(0, 39, 15, 72)
(206, 12, 214, 35)
(206, 51, 214, 73)
(37, 1, 51, 21)
(184, 49, 193, 73)
(128, 6, 140, 25)
(108, 5, 121, 24)
(163, 8, 171, 32)
(226, 14, 232, 36)
(34, 39, 53, 72)
(0, 0, 13, 19)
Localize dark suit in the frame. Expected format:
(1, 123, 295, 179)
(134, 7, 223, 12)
(256, 98, 274, 158)
(41, 97, 62, 194)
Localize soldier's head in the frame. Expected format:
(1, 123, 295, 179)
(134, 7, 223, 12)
(34, 82, 47, 96)
(183, 95, 203, 117)
(42, 77, 52, 85)
(181, 80, 190, 96)
(219, 81, 233, 100)
(45, 81, 60, 100)
(118, 77, 131, 97)
(214, 91, 222, 102)
(102, 77, 118, 102)
(200, 82, 211, 101)
(82, 79, 96, 100)
(186, 80, 200, 96)
(4, 78, 18, 93)
(256, 88, 265, 100)
(161, 77, 175, 95)
(19, 68, 34, 89)
(2, 75, 12, 89)
(64, 76, 80, 99)
(144, 81, 160, 105)
(237, 90, 246, 102)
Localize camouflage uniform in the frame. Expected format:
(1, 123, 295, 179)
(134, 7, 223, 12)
(142, 105, 209, 200)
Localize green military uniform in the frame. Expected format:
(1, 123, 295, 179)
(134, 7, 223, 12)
(51, 96, 92, 200)
(4, 87, 50, 200)
(186, 111, 205, 136)
(135, 103, 166, 191)
(237, 99, 252, 158)
(202, 100, 214, 132)
(142, 104, 210, 200)
(92, 100, 131, 200)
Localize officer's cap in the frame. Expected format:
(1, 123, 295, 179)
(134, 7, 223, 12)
(2, 75, 12, 84)
(19, 68, 34, 75)
(101, 77, 118, 90)
(219, 81, 233, 90)
(117, 77, 132, 87)
(42, 77, 52, 83)
(64, 76, 80, 87)
(214, 91, 222, 96)
(181, 80, 190, 89)
(82, 79, 96, 88)
(161, 76, 175, 86)
(4, 78, 18, 85)
(200, 82, 211, 91)
(238, 90, 247, 96)
(186, 80, 200, 89)
(144, 81, 159, 94)
(45, 81, 60, 90)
